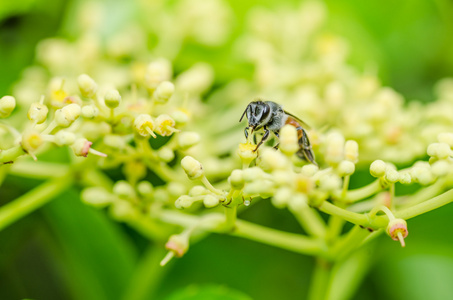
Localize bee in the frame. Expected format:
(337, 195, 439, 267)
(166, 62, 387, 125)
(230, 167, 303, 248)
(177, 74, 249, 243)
(239, 99, 317, 165)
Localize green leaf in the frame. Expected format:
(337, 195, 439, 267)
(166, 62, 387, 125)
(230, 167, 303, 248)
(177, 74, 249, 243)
(166, 284, 253, 300)
(43, 188, 137, 300)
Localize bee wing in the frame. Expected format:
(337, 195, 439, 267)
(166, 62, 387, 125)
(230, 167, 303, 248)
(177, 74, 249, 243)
(284, 111, 312, 129)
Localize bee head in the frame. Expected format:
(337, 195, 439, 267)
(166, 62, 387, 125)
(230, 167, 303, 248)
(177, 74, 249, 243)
(239, 100, 271, 131)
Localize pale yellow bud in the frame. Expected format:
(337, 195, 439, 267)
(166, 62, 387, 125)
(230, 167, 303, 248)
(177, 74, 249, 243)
(0, 95, 16, 118)
(344, 140, 359, 163)
(54, 104, 81, 127)
(437, 133, 453, 147)
(77, 74, 97, 98)
(370, 160, 386, 177)
(279, 125, 299, 155)
(54, 131, 76, 146)
(228, 169, 244, 189)
(28, 101, 48, 124)
(203, 195, 220, 208)
(154, 81, 175, 102)
(177, 132, 201, 150)
(81, 105, 99, 119)
(337, 160, 355, 177)
(104, 89, 121, 109)
(181, 156, 204, 180)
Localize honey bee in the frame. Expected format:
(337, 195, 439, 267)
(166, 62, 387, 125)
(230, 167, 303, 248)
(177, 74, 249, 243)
(239, 99, 317, 165)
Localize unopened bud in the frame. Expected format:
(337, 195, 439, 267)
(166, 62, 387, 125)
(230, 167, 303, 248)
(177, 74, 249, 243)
(259, 148, 288, 171)
(137, 181, 154, 198)
(203, 195, 220, 208)
(344, 140, 359, 163)
(104, 89, 121, 109)
(113, 180, 136, 198)
(28, 101, 48, 123)
(337, 160, 355, 177)
(177, 132, 200, 150)
(438, 133, 453, 147)
(54, 131, 76, 146)
(181, 156, 204, 180)
(157, 147, 175, 162)
(81, 105, 99, 119)
(54, 103, 81, 127)
(370, 160, 386, 177)
(279, 125, 298, 155)
(0, 95, 16, 118)
(165, 234, 189, 257)
(77, 74, 97, 98)
(385, 169, 400, 184)
(427, 142, 451, 159)
(154, 81, 175, 102)
(71, 138, 107, 157)
(228, 169, 244, 189)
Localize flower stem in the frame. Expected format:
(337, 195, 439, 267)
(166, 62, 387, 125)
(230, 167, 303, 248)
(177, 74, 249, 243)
(397, 188, 453, 220)
(308, 258, 331, 300)
(340, 180, 381, 203)
(224, 205, 237, 231)
(0, 145, 26, 164)
(0, 172, 73, 231)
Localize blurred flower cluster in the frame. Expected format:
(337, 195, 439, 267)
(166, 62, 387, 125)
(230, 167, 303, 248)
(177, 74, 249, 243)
(2, 0, 453, 297)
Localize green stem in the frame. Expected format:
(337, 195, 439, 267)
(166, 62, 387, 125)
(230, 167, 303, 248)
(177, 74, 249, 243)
(292, 205, 326, 239)
(9, 161, 69, 179)
(0, 172, 73, 231)
(397, 179, 445, 208)
(397, 188, 453, 220)
(338, 180, 381, 203)
(160, 211, 324, 256)
(224, 205, 237, 230)
(330, 225, 371, 260)
(0, 145, 26, 164)
(308, 259, 331, 300)
(233, 219, 324, 256)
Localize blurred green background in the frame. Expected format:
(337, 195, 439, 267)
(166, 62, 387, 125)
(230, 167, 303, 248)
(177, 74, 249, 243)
(1, 0, 453, 299)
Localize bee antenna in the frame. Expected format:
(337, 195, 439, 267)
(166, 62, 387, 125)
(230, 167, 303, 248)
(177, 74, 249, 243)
(239, 104, 250, 122)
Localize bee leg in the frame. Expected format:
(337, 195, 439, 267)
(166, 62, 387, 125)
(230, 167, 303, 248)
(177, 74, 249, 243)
(244, 126, 249, 139)
(253, 126, 269, 152)
(273, 131, 279, 149)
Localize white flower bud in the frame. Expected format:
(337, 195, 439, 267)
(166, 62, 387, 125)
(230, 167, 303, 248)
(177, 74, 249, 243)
(155, 114, 178, 136)
(54, 103, 81, 127)
(28, 102, 48, 123)
(157, 147, 175, 162)
(113, 180, 135, 198)
(438, 133, 453, 147)
(228, 169, 244, 189)
(175, 195, 193, 209)
(104, 89, 122, 109)
(81, 187, 112, 207)
(54, 131, 76, 146)
(77, 74, 97, 98)
(137, 181, 154, 197)
(318, 173, 342, 192)
(370, 160, 386, 177)
(325, 132, 345, 165)
(344, 140, 359, 163)
(145, 59, 172, 90)
(259, 148, 288, 171)
(172, 109, 191, 125)
(0, 95, 16, 118)
(243, 180, 274, 196)
(203, 195, 220, 208)
(385, 169, 400, 183)
(431, 160, 450, 177)
(177, 132, 201, 150)
(427, 142, 451, 159)
(189, 185, 208, 197)
(301, 164, 319, 176)
(398, 172, 412, 184)
(134, 114, 156, 138)
(272, 187, 293, 208)
(279, 125, 299, 155)
(181, 156, 204, 180)
(154, 81, 175, 102)
(411, 166, 434, 185)
(337, 160, 355, 177)
(81, 105, 99, 119)
(242, 167, 264, 182)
